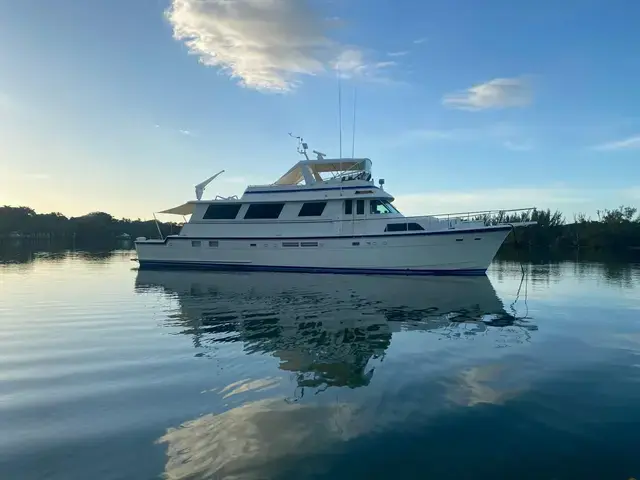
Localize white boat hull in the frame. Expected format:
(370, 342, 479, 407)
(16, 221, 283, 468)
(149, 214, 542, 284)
(135, 226, 511, 275)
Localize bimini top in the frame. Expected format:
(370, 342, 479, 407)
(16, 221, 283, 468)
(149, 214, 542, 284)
(275, 158, 372, 186)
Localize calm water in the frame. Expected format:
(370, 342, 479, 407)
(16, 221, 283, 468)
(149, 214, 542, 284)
(1, 249, 640, 480)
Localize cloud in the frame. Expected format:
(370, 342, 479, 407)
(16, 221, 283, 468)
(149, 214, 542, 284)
(166, 0, 390, 92)
(443, 77, 532, 111)
(333, 49, 397, 83)
(387, 51, 409, 57)
(179, 129, 193, 136)
(413, 37, 427, 44)
(592, 134, 640, 151)
(397, 123, 534, 151)
(393, 187, 594, 217)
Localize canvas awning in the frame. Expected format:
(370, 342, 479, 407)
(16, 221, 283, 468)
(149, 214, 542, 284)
(157, 202, 196, 216)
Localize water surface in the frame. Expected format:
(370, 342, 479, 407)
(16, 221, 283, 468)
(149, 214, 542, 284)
(1, 249, 639, 479)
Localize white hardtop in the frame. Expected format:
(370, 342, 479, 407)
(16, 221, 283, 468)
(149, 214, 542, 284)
(274, 157, 372, 186)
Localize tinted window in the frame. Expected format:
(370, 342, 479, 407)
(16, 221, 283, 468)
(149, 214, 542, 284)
(385, 223, 408, 232)
(244, 203, 285, 219)
(299, 202, 327, 217)
(408, 223, 424, 231)
(356, 200, 365, 215)
(191, 240, 202, 247)
(370, 199, 393, 214)
(345, 199, 353, 215)
(203, 204, 241, 220)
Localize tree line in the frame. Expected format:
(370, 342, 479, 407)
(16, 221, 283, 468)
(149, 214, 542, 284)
(497, 205, 640, 251)
(0, 206, 179, 244)
(1, 204, 639, 251)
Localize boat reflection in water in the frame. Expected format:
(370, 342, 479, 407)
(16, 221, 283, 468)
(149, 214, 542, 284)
(134, 270, 536, 480)
(135, 271, 531, 391)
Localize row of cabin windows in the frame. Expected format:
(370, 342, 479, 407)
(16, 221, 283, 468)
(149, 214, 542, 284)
(203, 201, 327, 220)
(203, 199, 399, 220)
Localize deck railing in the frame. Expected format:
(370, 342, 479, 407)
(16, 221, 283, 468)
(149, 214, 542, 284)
(404, 208, 536, 228)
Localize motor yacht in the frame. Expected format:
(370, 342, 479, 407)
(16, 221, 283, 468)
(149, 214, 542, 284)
(135, 140, 534, 275)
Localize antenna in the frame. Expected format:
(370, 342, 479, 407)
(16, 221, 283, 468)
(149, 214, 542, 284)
(288, 132, 309, 160)
(351, 87, 357, 158)
(337, 67, 343, 159)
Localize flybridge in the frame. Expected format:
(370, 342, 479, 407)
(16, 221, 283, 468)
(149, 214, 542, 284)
(274, 158, 373, 186)
(274, 134, 373, 186)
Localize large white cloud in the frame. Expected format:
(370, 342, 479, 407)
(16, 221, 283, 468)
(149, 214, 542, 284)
(166, 0, 388, 92)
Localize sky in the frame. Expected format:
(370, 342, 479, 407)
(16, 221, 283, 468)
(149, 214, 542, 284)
(1, 0, 640, 220)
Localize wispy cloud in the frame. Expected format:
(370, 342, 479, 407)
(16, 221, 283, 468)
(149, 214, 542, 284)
(398, 123, 534, 151)
(166, 0, 390, 92)
(334, 49, 397, 83)
(394, 187, 594, 217)
(413, 37, 428, 44)
(592, 134, 640, 151)
(443, 77, 532, 111)
(393, 184, 640, 218)
(387, 51, 409, 57)
(155, 123, 196, 136)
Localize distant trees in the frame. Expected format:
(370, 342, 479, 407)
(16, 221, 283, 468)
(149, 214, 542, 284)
(501, 205, 640, 251)
(1, 204, 639, 252)
(0, 206, 179, 243)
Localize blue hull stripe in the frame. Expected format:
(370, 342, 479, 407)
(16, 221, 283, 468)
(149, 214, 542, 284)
(137, 261, 487, 276)
(136, 225, 511, 245)
(245, 185, 381, 195)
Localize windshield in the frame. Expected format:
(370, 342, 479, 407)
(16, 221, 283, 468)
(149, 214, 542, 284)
(370, 199, 400, 214)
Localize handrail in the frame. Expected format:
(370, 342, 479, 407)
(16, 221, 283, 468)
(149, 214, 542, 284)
(419, 207, 535, 218)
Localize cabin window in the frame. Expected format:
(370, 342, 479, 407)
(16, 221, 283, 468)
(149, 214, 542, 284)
(370, 199, 394, 214)
(301, 241, 319, 247)
(209, 240, 219, 247)
(203, 204, 242, 220)
(244, 203, 285, 219)
(191, 240, 202, 247)
(344, 199, 353, 215)
(298, 202, 327, 217)
(356, 200, 365, 215)
(385, 223, 407, 232)
(408, 223, 424, 231)
(370, 199, 399, 214)
(282, 242, 299, 247)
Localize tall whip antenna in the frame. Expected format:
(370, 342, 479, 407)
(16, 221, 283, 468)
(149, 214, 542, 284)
(351, 87, 357, 158)
(338, 67, 343, 159)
